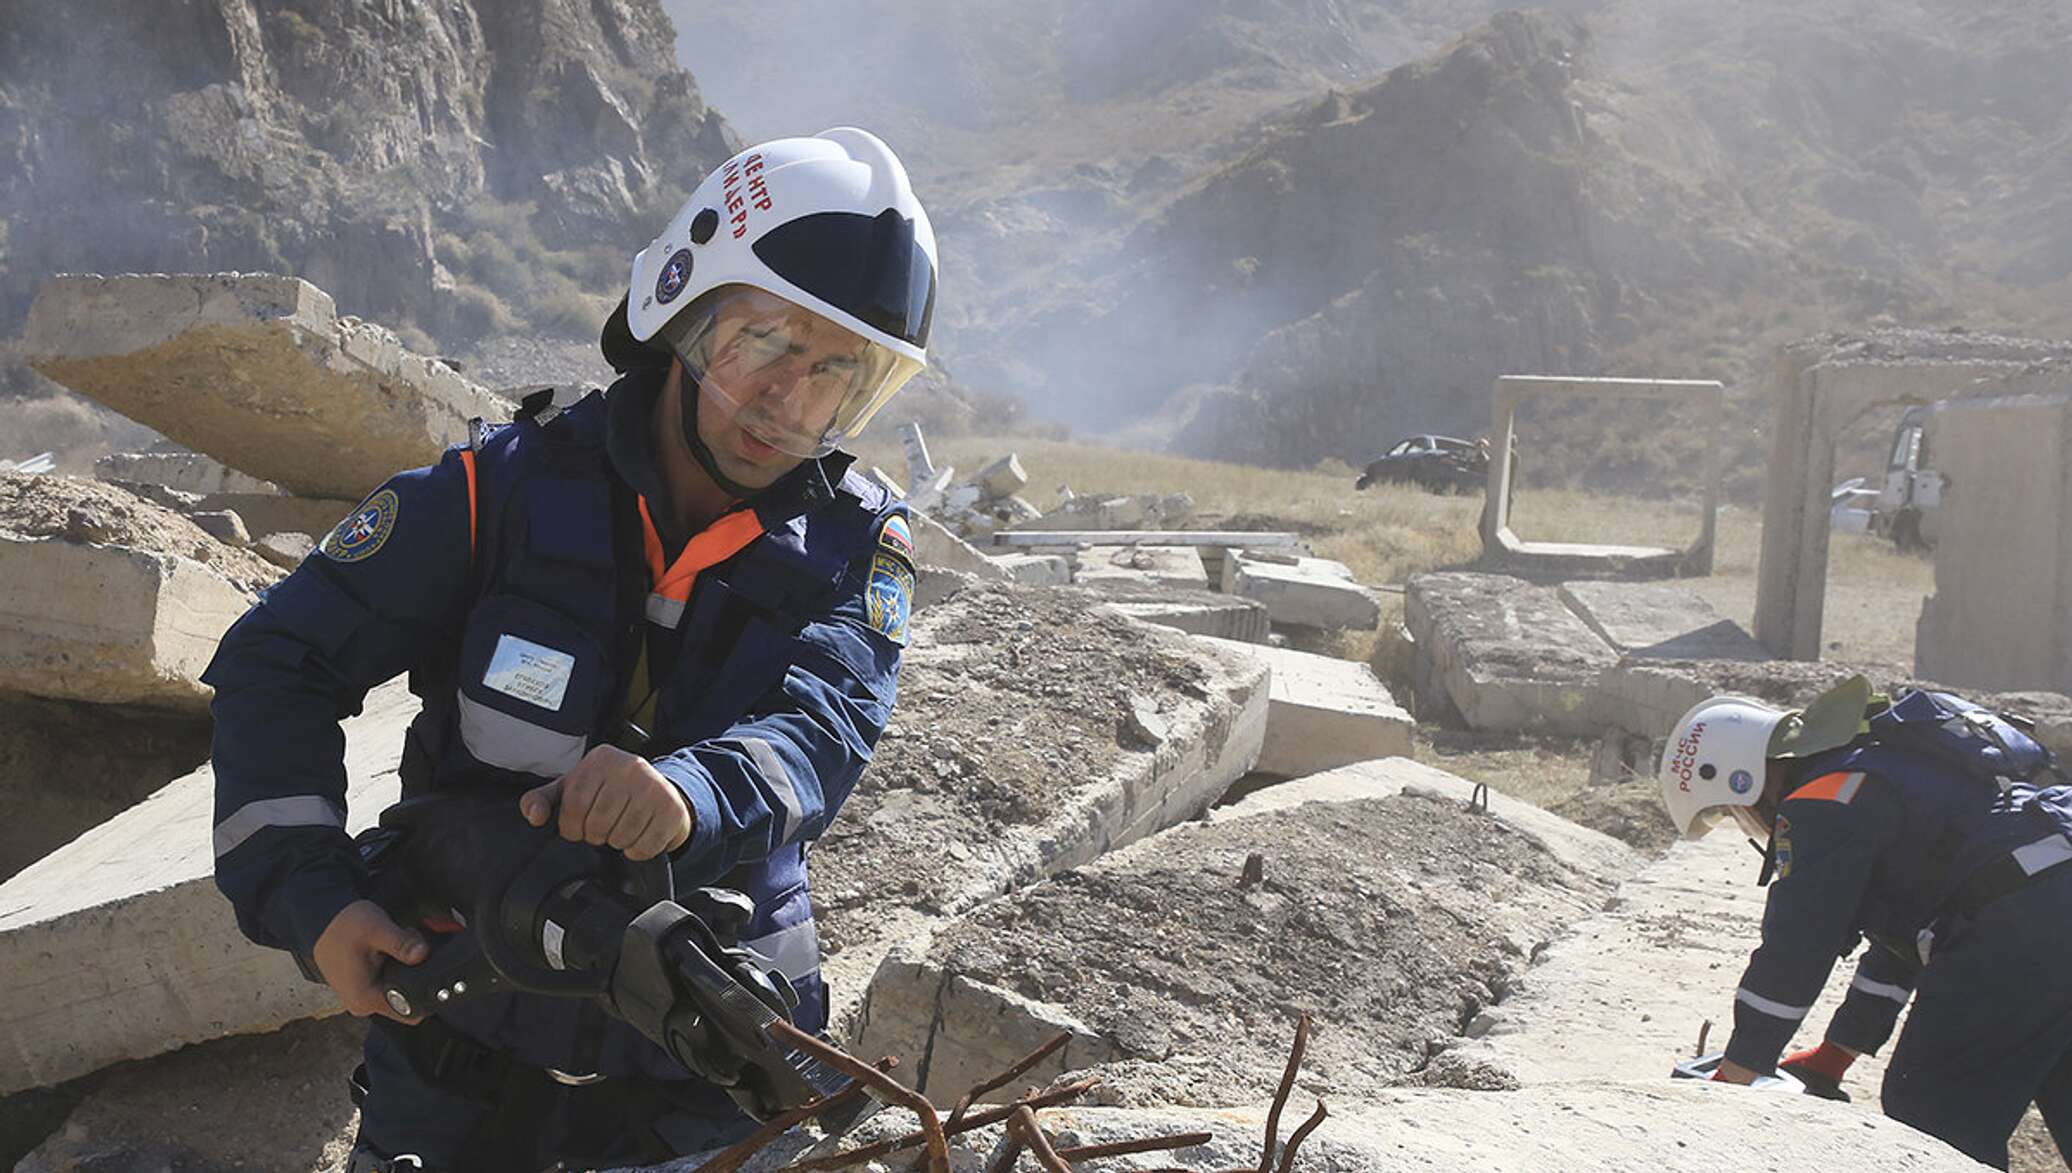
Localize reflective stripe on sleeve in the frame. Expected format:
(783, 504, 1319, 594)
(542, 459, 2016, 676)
(740, 737, 805, 844)
(1735, 987, 1813, 1021)
(213, 796, 346, 858)
(742, 919, 822, 983)
(1849, 973, 1912, 1004)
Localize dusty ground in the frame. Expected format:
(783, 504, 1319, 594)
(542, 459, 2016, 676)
(0, 473, 282, 593)
(0, 694, 212, 881)
(812, 582, 1216, 956)
(915, 790, 1618, 1107)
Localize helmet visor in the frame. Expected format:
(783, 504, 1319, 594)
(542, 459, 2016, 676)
(658, 285, 922, 459)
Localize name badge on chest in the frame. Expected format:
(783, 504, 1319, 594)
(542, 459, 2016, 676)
(482, 634, 577, 711)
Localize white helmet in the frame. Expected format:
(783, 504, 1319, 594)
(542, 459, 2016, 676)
(1657, 695, 1790, 840)
(617, 127, 936, 460)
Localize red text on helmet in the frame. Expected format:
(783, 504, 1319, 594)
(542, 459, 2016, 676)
(722, 154, 775, 240)
(1669, 721, 1706, 792)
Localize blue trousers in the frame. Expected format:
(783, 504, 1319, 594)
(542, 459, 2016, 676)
(1880, 867, 2072, 1169)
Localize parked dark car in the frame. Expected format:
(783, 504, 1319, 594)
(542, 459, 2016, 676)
(1354, 434, 1490, 493)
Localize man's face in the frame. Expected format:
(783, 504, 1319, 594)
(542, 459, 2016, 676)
(692, 289, 874, 489)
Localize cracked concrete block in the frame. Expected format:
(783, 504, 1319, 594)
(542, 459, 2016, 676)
(0, 681, 415, 1094)
(1591, 658, 1877, 741)
(0, 533, 253, 710)
(909, 511, 1010, 581)
(189, 510, 251, 548)
(974, 453, 1027, 501)
(1225, 552, 1379, 633)
(25, 273, 509, 500)
(1100, 596, 1270, 643)
(1194, 637, 1413, 777)
(94, 452, 275, 496)
(994, 553, 1071, 586)
(1556, 580, 1770, 660)
(1404, 572, 1617, 734)
(810, 586, 1268, 1038)
(1074, 545, 1207, 592)
(850, 757, 1628, 1108)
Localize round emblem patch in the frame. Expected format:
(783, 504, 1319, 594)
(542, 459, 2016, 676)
(1728, 768, 1755, 795)
(321, 489, 399, 563)
(654, 248, 695, 305)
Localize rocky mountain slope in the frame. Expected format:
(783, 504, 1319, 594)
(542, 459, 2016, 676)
(675, 1, 2072, 489)
(0, 0, 736, 351)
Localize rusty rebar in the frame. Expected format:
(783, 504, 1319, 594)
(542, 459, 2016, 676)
(985, 1133, 1027, 1173)
(1271, 1101, 1327, 1173)
(1053, 1131, 1215, 1162)
(687, 1057, 896, 1173)
(951, 1031, 1073, 1126)
(768, 1019, 950, 1173)
(1257, 1014, 1311, 1173)
(1010, 1106, 1072, 1173)
(783, 1079, 1101, 1172)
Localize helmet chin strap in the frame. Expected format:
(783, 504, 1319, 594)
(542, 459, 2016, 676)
(678, 376, 762, 501)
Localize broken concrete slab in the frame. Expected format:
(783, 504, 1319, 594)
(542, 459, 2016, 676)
(24, 273, 509, 500)
(1404, 572, 1618, 734)
(93, 451, 276, 496)
(1074, 545, 1208, 591)
(1194, 638, 1414, 777)
(850, 757, 1629, 1106)
(0, 475, 279, 710)
(993, 552, 1072, 586)
(1225, 552, 1380, 633)
(635, 1085, 1981, 1173)
(909, 511, 1011, 581)
(188, 510, 251, 548)
(1099, 595, 1270, 643)
(811, 584, 1268, 1038)
(254, 531, 315, 570)
(1556, 580, 1770, 660)
(974, 453, 1028, 500)
(0, 680, 415, 1095)
(991, 530, 1305, 550)
(1592, 657, 1886, 741)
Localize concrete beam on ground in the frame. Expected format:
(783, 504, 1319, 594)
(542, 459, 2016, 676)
(910, 511, 1011, 581)
(0, 681, 416, 1094)
(1223, 551, 1380, 632)
(24, 273, 510, 501)
(95, 452, 276, 496)
(1098, 595, 1270, 643)
(993, 553, 1072, 586)
(1404, 571, 1618, 734)
(1557, 580, 1771, 660)
(0, 532, 253, 711)
(1194, 637, 1413, 776)
(990, 530, 1304, 550)
(1074, 545, 1208, 591)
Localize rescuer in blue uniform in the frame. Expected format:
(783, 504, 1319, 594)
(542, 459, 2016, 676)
(1659, 676, 2072, 1169)
(206, 128, 937, 1172)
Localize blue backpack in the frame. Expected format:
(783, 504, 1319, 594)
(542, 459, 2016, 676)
(1864, 688, 2060, 790)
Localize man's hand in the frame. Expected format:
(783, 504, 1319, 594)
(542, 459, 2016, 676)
(311, 899, 428, 1023)
(521, 744, 693, 861)
(1779, 1041, 1857, 1102)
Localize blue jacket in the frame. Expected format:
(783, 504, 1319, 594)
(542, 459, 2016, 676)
(206, 374, 913, 1078)
(1726, 742, 2072, 1071)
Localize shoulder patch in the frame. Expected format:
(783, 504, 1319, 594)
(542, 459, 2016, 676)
(320, 488, 400, 563)
(877, 513, 915, 562)
(1786, 770, 1866, 805)
(865, 549, 915, 645)
(1772, 814, 1794, 880)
